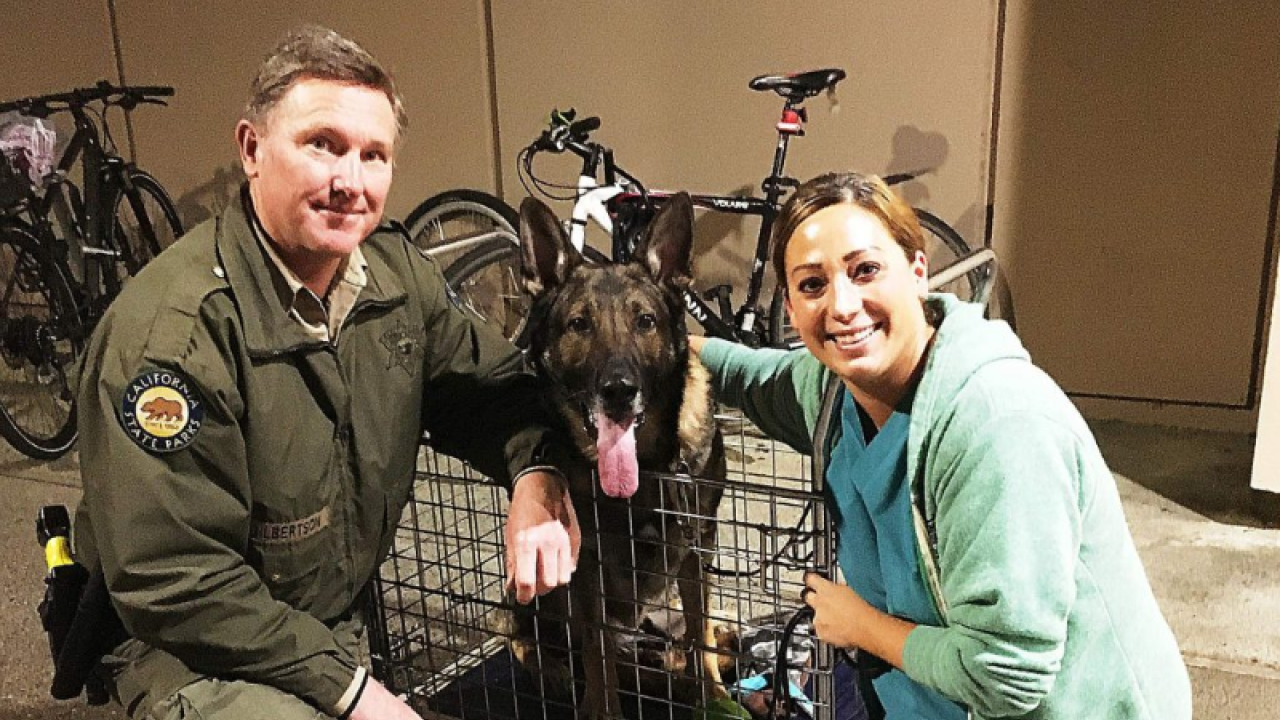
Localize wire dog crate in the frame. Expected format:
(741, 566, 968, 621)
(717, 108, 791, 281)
(369, 412, 860, 720)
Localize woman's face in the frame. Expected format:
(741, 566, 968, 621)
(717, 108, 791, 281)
(784, 203, 932, 397)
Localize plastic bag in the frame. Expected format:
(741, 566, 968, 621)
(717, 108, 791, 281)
(0, 111, 58, 187)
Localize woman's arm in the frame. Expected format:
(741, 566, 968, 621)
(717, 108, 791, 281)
(902, 407, 1084, 718)
(692, 336, 828, 454)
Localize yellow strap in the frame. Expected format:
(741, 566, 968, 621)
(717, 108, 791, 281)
(45, 536, 73, 569)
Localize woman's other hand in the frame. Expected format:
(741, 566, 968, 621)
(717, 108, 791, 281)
(803, 571, 915, 669)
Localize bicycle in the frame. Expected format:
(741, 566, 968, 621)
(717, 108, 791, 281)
(411, 68, 995, 348)
(0, 81, 183, 459)
(402, 188, 526, 340)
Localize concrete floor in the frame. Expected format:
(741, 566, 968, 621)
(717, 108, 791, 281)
(1, 420, 1277, 720)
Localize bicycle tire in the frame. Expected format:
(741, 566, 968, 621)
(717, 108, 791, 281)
(108, 169, 184, 278)
(915, 209, 983, 303)
(765, 207, 978, 349)
(442, 236, 531, 346)
(0, 222, 84, 459)
(405, 189, 519, 270)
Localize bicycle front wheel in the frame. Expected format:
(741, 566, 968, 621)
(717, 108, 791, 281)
(405, 189, 518, 269)
(443, 236, 531, 347)
(916, 209, 982, 303)
(109, 170, 184, 278)
(0, 222, 84, 459)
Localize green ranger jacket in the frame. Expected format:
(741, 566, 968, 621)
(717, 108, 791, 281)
(74, 191, 554, 715)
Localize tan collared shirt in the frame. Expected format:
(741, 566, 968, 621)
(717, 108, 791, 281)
(250, 216, 368, 344)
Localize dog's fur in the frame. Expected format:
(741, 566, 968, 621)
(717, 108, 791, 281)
(515, 194, 727, 718)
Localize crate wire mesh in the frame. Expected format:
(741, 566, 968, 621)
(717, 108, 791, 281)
(371, 410, 842, 720)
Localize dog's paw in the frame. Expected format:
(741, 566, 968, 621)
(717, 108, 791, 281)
(510, 638, 575, 696)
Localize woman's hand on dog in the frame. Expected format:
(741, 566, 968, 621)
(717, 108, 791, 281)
(802, 571, 915, 670)
(506, 470, 581, 603)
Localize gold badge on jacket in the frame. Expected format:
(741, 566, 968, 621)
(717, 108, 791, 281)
(119, 370, 205, 453)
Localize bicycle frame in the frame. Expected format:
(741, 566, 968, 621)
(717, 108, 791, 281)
(2, 85, 172, 314)
(35, 105, 135, 306)
(560, 98, 810, 346)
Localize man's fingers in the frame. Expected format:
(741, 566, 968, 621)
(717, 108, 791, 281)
(561, 496, 582, 563)
(513, 539, 539, 604)
(557, 534, 574, 586)
(538, 543, 559, 594)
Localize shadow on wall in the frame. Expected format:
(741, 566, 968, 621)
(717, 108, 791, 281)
(885, 124, 951, 211)
(881, 125, 1019, 326)
(172, 163, 242, 230)
(691, 184, 757, 291)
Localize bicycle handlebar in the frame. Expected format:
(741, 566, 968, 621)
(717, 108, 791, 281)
(529, 112, 602, 154)
(0, 81, 174, 117)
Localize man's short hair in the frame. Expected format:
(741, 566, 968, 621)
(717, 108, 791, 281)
(244, 25, 407, 138)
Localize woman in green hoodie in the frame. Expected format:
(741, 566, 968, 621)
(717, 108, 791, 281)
(692, 172, 1190, 719)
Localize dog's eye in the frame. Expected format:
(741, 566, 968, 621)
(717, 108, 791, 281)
(567, 316, 592, 334)
(637, 313, 657, 331)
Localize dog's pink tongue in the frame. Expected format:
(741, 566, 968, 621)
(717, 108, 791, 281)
(596, 415, 638, 498)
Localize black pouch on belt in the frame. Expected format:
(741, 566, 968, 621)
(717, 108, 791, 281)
(37, 505, 129, 705)
(50, 566, 129, 703)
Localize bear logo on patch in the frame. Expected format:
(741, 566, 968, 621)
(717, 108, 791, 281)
(142, 397, 183, 422)
(120, 370, 205, 453)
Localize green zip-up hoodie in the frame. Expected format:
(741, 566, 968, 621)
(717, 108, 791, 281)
(700, 294, 1190, 720)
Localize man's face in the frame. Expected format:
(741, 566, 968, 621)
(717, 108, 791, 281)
(237, 78, 396, 267)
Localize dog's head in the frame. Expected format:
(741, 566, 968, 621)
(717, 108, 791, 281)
(519, 194, 695, 499)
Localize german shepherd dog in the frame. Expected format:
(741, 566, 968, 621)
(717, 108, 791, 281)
(516, 193, 727, 718)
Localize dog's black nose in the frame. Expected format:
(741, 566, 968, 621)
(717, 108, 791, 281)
(600, 377, 639, 413)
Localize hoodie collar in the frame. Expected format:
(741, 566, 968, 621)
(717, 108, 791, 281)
(907, 293, 1029, 494)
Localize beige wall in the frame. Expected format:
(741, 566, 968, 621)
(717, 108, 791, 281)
(0, 2, 116, 99)
(992, 0, 1280, 431)
(107, 1, 497, 223)
(491, 1, 1000, 288)
(7, 1, 1280, 439)
(0, 0, 119, 188)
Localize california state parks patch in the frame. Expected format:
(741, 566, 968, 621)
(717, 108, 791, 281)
(119, 370, 205, 453)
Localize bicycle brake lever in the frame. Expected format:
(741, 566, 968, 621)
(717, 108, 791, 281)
(549, 107, 576, 128)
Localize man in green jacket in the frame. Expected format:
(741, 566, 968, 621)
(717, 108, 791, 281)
(74, 26, 577, 720)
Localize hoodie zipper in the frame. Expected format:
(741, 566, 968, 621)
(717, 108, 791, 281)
(910, 481, 974, 720)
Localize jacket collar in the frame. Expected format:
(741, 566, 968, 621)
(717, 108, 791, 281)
(216, 185, 406, 356)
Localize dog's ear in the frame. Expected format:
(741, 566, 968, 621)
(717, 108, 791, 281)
(636, 192, 693, 289)
(519, 197, 580, 296)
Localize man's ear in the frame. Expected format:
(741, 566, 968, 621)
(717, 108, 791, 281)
(235, 120, 261, 179)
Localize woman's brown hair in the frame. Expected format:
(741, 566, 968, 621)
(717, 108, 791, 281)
(771, 172, 924, 295)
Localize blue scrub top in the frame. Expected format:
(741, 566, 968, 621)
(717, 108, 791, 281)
(826, 388, 966, 720)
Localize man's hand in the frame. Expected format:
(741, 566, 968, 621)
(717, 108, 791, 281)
(506, 470, 580, 604)
(349, 677, 423, 720)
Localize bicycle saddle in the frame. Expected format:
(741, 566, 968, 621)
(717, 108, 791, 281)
(749, 68, 846, 99)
